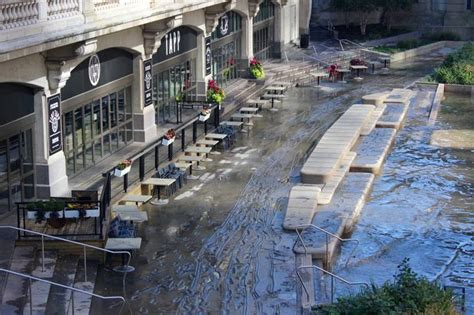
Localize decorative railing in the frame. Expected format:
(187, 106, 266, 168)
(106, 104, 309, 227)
(0, 0, 40, 30)
(47, 0, 81, 20)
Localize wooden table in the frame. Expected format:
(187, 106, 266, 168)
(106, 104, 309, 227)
(141, 178, 176, 200)
(335, 69, 350, 83)
(350, 65, 368, 80)
(175, 162, 193, 175)
(272, 81, 293, 87)
(246, 99, 268, 110)
(261, 93, 286, 109)
(177, 155, 204, 171)
(310, 71, 328, 86)
(105, 237, 142, 273)
(239, 107, 259, 114)
(205, 133, 228, 140)
(112, 209, 148, 222)
(119, 195, 153, 206)
(196, 139, 219, 147)
(220, 121, 243, 128)
(380, 57, 390, 69)
(113, 204, 140, 212)
(265, 86, 286, 94)
(185, 146, 212, 155)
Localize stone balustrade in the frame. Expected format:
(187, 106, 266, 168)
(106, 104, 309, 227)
(47, 0, 81, 20)
(0, 0, 41, 30)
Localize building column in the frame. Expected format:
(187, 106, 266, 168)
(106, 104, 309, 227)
(272, 5, 284, 59)
(238, 15, 254, 77)
(196, 33, 208, 96)
(132, 54, 157, 143)
(35, 91, 69, 198)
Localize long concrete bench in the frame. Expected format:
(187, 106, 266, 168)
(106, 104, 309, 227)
(283, 185, 321, 230)
(360, 103, 386, 136)
(351, 128, 397, 174)
(384, 88, 413, 104)
(376, 102, 409, 129)
(301, 105, 375, 184)
(293, 173, 375, 259)
(362, 92, 388, 106)
(318, 152, 356, 204)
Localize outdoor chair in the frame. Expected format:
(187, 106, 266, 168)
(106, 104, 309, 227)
(108, 216, 136, 238)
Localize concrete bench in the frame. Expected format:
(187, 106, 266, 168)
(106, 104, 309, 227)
(384, 88, 413, 104)
(376, 102, 409, 130)
(352, 128, 397, 174)
(301, 105, 374, 184)
(360, 103, 387, 135)
(283, 185, 321, 230)
(362, 92, 388, 106)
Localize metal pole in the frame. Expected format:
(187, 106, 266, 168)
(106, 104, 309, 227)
(154, 146, 159, 170)
(72, 291, 75, 315)
(28, 278, 33, 315)
(83, 247, 87, 283)
(331, 276, 334, 304)
(41, 235, 45, 272)
(325, 234, 329, 268)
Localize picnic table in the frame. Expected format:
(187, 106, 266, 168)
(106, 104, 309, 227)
(141, 178, 176, 201)
(175, 161, 194, 175)
(205, 133, 227, 140)
(177, 155, 205, 171)
(246, 99, 268, 110)
(113, 204, 140, 212)
(196, 139, 219, 147)
(119, 195, 152, 206)
(265, 86, 286, 94)
(368, 61, 379, 74)
(220, 121, 244, 128)
(310, 71, 328, 86)
(261, 93, 286, 109)
(185, 145, 212, 155)
(112, 209, 148, 222)
(239, 107, 259, 114)
(105, 237, 142, 273)
(380, 57, 390, 70)
(272, 81, 293, 87)
(335, 68, 350, 83)
(350, 65, 368, 80)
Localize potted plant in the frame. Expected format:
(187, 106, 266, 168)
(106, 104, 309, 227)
(114, 159, 132, 177)
(249, 57, 265, 80)
(65, 202, 100, 219)
(206, 80, 225, 105)
(199, 106, 211, 122)
(350, 58, 366, 66)
(162, 128, 176, 146)
(327, 63, 338, 81)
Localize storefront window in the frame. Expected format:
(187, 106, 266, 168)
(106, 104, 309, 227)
(0, 129, 35, 216)
(64, 87, 133, 176)
(253, 0, 275, 61)
(211, 11, 243, 87)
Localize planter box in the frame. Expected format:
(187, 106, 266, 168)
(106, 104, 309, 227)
(162, 137, 175, 146)
(27, 208, 100, 220)
(114, 166, 131, 177)
(199, 113, 211, 122)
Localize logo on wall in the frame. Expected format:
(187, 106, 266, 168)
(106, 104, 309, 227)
(165, 30, 181, 56)
(205, 36, 212, 75)
(144, 59, 153, 106)
(47, 94, 62, 155)
(88, 54, 101, 86)
(219, 14, 229, 36)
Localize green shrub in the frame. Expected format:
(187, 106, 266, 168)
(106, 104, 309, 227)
(313, 258, 457, 315)
(431, 43, 474, 85)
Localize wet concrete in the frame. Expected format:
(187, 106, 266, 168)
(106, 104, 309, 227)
(92, 53, 452, 314)
(333, 89, 474, 313)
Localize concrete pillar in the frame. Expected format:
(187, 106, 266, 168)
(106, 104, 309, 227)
(238, 15, 253, 77)
(272, 5, 284, 59)
(196, 33, 208, 96)
(35, 91, 69, 198)
(132, 54, 157, 143)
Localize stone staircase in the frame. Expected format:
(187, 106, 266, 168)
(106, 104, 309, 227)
(0, 245, 100, 315)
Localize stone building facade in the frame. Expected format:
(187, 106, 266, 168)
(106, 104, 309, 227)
(0, 0, 311, 216)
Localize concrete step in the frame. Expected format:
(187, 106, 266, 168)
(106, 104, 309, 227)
(376, 102, 409, 130)
(295, 253, 315, 313)
(283, 185, 322, 230)
(67, 259, 99, 315)
(24, 250, 59, 314)
(360, 103, 386, 136)
(1, 246, 36, 314)
(352, 128, 397, 174)
(45, 255, 80, 315)
(318, 152, 357, 205)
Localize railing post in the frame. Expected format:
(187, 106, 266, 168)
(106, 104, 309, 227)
(84, 247, 87, 283)
(325, 234, 329, 268)
(331, 276, 335, 304)
(123, 173, 128, 192)
(72, 290, 75, 315)
(41, 235, 45, 272)
(181, 129, 185, 151)
(154, 146, 159, 170)
(204, 121, 208, 134)
(214, 106, 220, 128)
(139, 156, 145, 181)
(168, 143, 173, 161)
(28, 278, 33, 315)
(192, 121, 197, 143)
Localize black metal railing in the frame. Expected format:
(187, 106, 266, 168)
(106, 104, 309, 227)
(103, 103, 220, 198)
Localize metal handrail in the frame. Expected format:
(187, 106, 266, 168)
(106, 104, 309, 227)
(284, 48, 331, 67)
(296, 265, 369, 304)
(293, 224, 359, 267)
(0, 268, 129, 315)
(0, 225, 131, 308)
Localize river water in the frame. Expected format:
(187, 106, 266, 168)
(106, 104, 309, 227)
(334, 91, 474, 313)
(92, 53, 474, 314)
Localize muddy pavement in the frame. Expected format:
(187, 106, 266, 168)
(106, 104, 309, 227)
(92, 55, 443, 314)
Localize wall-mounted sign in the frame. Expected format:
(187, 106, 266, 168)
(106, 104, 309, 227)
(205, 37, 212, 76)
(153, 26, 198, 64)
(48, 94, 62, 155)
(219, 14, 229, 36)
(88, 54, 101, 86)
(144, 59, 153, 106)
